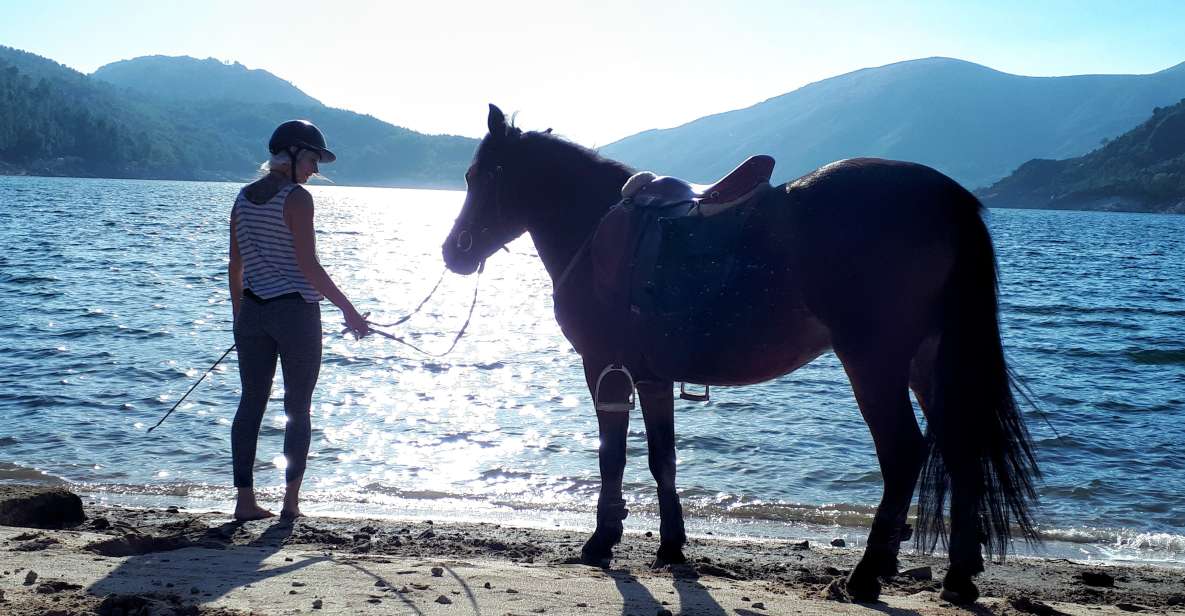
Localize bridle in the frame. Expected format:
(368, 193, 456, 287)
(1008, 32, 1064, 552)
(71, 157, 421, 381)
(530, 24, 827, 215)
(455, 164, 516, 257)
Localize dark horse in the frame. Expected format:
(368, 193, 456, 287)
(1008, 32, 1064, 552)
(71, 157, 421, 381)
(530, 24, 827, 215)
(442, 105, 1039, 604)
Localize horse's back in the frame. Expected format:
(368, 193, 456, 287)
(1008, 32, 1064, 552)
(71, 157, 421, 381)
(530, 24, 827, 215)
(775, 158, 980, 343)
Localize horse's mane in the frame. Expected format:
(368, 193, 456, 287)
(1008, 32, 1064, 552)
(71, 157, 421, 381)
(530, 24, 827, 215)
(510, 126, 634, 178)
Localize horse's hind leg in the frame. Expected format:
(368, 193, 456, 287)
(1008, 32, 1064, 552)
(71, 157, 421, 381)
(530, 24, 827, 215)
(638, 380, 687, 564)
(910, 335, 986, 604)
(835, 342, 927, 603)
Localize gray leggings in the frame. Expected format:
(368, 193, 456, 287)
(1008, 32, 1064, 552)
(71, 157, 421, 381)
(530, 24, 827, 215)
(232, 294, 322, 487)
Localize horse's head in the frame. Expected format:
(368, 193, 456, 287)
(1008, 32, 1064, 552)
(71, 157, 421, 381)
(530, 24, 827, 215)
(443, 104, 532, 275)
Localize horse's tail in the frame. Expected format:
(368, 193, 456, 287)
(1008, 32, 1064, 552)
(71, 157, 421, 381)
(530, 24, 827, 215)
(915, 191, 1041, 560)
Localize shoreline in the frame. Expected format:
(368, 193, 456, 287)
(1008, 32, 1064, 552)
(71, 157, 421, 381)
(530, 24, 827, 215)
(75, 484, 1185, 568)
(2, 496, 1184, 615)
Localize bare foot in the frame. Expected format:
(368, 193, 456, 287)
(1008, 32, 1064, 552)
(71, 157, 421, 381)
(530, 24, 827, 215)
(233, 505, 276, 521)
(279, 508, 303, 521)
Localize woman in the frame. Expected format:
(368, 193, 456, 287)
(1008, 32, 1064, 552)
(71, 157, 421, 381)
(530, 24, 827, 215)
(227, 119, 369, 521)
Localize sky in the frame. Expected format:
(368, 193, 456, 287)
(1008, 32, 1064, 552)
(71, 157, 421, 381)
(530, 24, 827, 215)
(2, 0, 1184, 146)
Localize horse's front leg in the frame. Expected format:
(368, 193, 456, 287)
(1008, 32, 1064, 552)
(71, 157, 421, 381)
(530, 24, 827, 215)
(580, 405, 630, 566)
(637, 380, 687, 564)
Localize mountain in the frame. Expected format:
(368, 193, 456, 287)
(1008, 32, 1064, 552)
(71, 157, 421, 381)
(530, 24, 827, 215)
(93, 55, 321, 107)
(977, 98, 1185, 213)
(0, 47, 475, 187)
(600, 57, 1185, 190)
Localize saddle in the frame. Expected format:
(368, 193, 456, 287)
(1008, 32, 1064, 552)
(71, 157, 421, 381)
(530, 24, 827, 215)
(588, 156, 775, 411)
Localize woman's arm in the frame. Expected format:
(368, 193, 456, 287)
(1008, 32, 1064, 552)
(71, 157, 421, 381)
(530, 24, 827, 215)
(285, 187, 370, 337)
(228, 213, 243, 320)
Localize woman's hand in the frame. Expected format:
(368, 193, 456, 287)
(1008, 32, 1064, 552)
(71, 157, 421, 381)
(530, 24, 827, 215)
(342, 307, 371, 339)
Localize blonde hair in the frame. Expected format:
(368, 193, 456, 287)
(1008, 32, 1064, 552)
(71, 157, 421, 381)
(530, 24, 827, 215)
(258, 149, 332, 182)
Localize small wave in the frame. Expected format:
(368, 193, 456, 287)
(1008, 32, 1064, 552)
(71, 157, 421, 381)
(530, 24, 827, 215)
(0, 462, 66, 484)
(1127, 349, 1185, 366)
(0, 274, 61, 284)
(1039, 526, 1185, 559)
(1009, 304, 1185, 319)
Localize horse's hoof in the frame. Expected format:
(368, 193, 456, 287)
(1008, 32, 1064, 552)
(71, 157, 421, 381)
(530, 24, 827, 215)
(939, 573, 980, 605)
(580, 531, 619, 567)
(846, 568, 882, 603)
(580, 551, 611, 568)
(579, 542, 612, 567)
(654, 542, 687, 566)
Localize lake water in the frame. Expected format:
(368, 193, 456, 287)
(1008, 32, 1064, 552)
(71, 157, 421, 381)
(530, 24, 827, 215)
(1, 175, 1183, 565)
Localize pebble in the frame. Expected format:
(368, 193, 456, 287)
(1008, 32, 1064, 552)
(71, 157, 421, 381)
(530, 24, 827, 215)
(312, 598, 323, 609)
(830, 538, 846, 547)
(483, 582, 492, 589)
(431, 566, 444, 577)
(435, 595, 453, 604)
(901, 566, 932, 581)
(292, 582, 307, 587)
(576, 603, 588, 608)
(23, 571, 37, 586)
(507, 588, 520, 594)
(752, 602, 766, 610)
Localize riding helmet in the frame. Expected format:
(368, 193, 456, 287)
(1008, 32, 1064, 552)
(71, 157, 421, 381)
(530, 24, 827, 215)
(269, 120, 336, 163)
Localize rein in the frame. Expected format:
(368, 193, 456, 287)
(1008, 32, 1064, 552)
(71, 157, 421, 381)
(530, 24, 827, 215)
(552, 227, 596, 295)
(363, 263, 483, 358)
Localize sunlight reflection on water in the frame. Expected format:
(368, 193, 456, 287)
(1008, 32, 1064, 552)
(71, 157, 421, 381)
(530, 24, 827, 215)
(2, 177, 1185, 563)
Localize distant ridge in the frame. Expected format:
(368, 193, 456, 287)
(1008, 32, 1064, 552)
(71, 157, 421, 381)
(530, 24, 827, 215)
(0, 46, 475, 187)
(93, 55, 322, 107)
(601, 57, 1185, 189)
(978, 97, 1185, 213)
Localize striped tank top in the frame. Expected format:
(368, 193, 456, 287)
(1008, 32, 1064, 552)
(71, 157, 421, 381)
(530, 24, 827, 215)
(232, 183, 323, 302)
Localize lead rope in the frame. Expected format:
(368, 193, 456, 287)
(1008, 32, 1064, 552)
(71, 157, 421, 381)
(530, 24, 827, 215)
(146, 344, 236, 433)
(364, 268, 447, 328)
(362, 263, 483, 358)
(148, 266, 476, 432)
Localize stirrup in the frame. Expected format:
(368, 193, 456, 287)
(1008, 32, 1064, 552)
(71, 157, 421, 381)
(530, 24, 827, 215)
(679, 382, 709, 402)
(594, 364, 635, 412)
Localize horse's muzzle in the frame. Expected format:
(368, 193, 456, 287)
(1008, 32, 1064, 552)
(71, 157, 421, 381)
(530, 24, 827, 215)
(443, 238, 481, 275)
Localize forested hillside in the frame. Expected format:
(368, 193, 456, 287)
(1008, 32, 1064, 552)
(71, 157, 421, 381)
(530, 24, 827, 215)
(0, 47, 475, 187)
(978, 98, 1185, 213)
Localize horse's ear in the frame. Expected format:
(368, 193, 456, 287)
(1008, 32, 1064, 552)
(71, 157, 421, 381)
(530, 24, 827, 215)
(488, 104, 507, 137)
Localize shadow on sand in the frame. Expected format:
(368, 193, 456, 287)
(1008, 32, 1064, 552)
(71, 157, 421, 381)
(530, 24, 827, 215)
(88, 519, 327, 603)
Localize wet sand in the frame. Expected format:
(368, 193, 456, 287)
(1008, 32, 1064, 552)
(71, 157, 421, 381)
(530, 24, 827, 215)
(1, 500, 1184, 615)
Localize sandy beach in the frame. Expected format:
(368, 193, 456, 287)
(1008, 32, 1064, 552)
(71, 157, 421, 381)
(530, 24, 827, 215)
(0, 488, 1182, 615)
